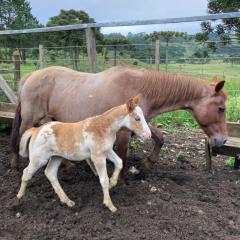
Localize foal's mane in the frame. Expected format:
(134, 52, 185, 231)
(139, 70, 207, 105)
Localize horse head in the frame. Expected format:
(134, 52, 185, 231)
(125, 96, 151, 141)
(191, 79, 228, 147)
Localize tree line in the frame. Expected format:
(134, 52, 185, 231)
(0, 0, 239, 64)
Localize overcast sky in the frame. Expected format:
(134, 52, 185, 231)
(29, 0, 209, 35)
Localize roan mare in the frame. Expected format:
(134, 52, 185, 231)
(11, 66, 228, 177)
(17, 96, 151, 212)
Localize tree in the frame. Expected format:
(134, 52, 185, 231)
(196, 0, 240, 50)
(0, 0, 41, 62)
(145, 31, 190, 70)
(103, 34, 131, 65)
(0, 0, 39, 30)
(46, 9, 103, 70)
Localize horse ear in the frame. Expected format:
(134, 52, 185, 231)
(215, 81, 225, 93)
(126, 95, 139, 112)
(133, 95, 140, 105)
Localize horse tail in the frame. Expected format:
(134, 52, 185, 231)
(10, 72, 33, 155)
(19, 128, 34, 158)
(10, 101, 22, 154)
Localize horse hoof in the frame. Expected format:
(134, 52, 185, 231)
(16, 193, 23, 199)
(66, 200, 75, 207)
(110, 206, 117, 213)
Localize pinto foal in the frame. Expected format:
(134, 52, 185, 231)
(17, 96, 151, 212)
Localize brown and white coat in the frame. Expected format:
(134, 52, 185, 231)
(17, 96, 151, 212)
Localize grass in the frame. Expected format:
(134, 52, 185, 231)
(0, 55, 239, 129)
(224, 157, 235, 168)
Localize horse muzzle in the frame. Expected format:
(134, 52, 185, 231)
(141, 130, 152, 141)
(210, 135, 227, 147)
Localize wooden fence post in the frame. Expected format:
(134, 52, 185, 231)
(155, 39, 160, 71)
(85, 28, 96, 73)
(113, 46, 117, 66)
(39, 44, 45, 69)
(13, 51, 20, 83)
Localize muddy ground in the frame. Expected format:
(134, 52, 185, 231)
(0, 127, 240, 240)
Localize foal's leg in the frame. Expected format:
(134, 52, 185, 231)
(107, 150, 123, 189)
(143, 125, 165, 169)
(91, 154, 117, 212)
(44, 157, 75, 207)
(17, 155, 48, 199)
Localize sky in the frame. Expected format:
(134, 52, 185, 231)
(28, 0, 209, 35)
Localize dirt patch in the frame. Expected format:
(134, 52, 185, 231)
(0, 127, 240, 240)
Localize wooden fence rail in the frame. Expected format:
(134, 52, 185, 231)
(0, 12, 240, 35)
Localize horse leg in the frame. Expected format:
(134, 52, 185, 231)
(107, 150, 123, 189)
(11, 120, 33, 170)
(142, 125, 165, 169)
(115, 129, 131, 182)
(17, 154, 48, 199)
(44, 157, 75, 207)
(91, 154, 117, 212)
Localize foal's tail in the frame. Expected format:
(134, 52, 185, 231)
(10, 101, 22, 154)
(19, 128, 34, 158)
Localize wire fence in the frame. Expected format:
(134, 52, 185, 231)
(0, 40, 239, 125)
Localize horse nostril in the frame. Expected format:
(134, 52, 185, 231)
(223, 139, 227, 145)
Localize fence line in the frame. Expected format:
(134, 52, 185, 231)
(0, 12, 239, 123)
(1, 41, 240, 51)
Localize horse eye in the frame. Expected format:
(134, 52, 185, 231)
(218, 107, 225, 113)
(135, 116, 140, 121)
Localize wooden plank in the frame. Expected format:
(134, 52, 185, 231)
(227, 122, 240, 138)
(224, 137, 240, 148)
(212, 137, 240, 157)
(0, 111, 14, 119)
(212, 145, 240, 157)
(0, 102, 16, 112)
(0, 76, 17, 104)
(85, 28, 96, 73)
(0, 12, 240, 35)
(0, 109, 15, 123)
(155, 39, 160, 71)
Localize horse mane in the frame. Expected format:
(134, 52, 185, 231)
(139, 70, 208, 106)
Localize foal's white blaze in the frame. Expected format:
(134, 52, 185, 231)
(126, 106, 151, 141)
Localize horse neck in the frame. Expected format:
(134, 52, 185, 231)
(93, 105, 127, 135)
(139, 71, 209, 118)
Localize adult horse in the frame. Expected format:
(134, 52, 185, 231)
(11, 66, 228, 177)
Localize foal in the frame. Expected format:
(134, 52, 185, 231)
(17, 96, 151, 212)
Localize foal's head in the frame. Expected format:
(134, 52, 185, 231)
(125, 96, 151, 141)
(191, 80, 228, 147)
